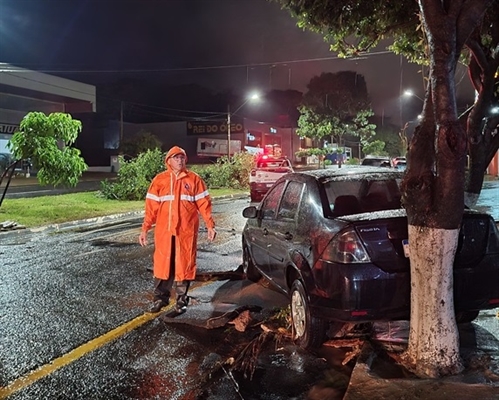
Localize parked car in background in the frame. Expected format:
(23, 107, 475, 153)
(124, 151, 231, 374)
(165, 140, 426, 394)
(392, 156, 406, 166)
(242, 166, 499, 348)
(249, 155, 293, 202)
(392, 156, 407, 171)
(361, 155, 392, 167)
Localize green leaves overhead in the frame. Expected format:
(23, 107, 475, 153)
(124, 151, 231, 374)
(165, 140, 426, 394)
(276, 0, 423, 61)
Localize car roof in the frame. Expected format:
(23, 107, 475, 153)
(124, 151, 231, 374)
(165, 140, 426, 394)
(283, 166, 403, 182)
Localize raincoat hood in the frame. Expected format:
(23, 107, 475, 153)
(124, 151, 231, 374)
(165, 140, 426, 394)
(165, 146, 188, 165)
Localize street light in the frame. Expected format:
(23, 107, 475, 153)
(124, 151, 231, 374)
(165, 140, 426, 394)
(227, 92, 260, 160)
(403, 89, 424, 102)
(401, 90, 424, 129)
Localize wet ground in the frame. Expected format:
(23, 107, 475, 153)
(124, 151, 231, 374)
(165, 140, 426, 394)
(1, 180, 499, 399)
(2, 196, 359, 399)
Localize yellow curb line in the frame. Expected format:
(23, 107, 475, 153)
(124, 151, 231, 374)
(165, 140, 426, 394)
(0, 280, 215, 399)
(0, 309, 168, 399)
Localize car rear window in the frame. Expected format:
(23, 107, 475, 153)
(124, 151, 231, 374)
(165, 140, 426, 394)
(324, 178, 403, 215)
(361, 158, 390, 167)
(257, 159, 291, 169)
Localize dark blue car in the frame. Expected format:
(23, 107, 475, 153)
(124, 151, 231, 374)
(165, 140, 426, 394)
(242, 166, 499, 348)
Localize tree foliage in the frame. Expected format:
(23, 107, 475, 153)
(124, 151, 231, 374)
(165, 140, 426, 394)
(277, 0, 499, 203)
(7, 112, 87, 187)
(297, 71, 377, 150)
(304, 71, 370, 113)
(361, 140, 386, 156)
(120, 130, 163, 158)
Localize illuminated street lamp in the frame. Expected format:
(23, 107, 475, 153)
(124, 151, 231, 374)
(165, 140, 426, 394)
(403, 89, 424, 102)
(401, 89, 424, 128)
(227, 92, 260, 160)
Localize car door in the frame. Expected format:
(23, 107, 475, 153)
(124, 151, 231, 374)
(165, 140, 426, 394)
(266, 180, 305, 290)
(248, 181, 286, 276)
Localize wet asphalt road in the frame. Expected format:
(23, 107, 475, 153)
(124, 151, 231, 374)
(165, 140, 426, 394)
(0, 198, 264, 399)
(1, 197, 340, 400)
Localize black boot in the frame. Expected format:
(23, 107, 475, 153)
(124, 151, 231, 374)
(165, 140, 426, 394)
(150, 299, 168, 313)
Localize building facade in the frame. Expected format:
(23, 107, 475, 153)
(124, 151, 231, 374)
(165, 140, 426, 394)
(0, 63, 96, 167)
(121, 118, 303, 165)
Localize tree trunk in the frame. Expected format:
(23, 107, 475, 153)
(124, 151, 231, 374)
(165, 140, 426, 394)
(465, 113, 499, 207)
(402, 226, 462, 377)
(466, 142, 488, 207)
(399, 0, 484, 378)
(464, 24, 499, 206)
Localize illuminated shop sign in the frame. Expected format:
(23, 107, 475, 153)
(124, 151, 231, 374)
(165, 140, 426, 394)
(186, 120, 245, 135)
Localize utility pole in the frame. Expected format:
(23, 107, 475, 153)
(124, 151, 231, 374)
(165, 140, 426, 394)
(227, 104, 231, 161)
(120, 101, 124, 148)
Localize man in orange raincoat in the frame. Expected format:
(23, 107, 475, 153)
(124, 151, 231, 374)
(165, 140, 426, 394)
(139, 146, 216, 313)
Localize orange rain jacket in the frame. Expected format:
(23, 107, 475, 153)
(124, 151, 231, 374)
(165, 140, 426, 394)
(141, 147, 215, 280)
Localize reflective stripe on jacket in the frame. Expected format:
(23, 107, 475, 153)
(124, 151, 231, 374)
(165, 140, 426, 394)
(142, 169, 215, 280)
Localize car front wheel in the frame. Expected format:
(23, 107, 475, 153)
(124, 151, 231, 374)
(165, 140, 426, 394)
(290, 280, 327, 349)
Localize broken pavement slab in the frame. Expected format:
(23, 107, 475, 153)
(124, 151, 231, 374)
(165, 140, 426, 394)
(159, 278, 287, 329)
(344, 322, 499, 400)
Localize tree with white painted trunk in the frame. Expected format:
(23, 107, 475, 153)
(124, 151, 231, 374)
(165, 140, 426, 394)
(276, 0, 496, 377)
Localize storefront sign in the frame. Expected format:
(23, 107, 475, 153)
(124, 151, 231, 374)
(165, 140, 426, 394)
(0, 123, 19, 134)
(186, 120, 244, 135)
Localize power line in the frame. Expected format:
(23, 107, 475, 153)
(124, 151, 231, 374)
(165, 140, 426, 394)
(1, 51, 394, 75)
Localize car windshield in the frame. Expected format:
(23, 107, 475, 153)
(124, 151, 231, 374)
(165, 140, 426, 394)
(324, 177, 403, 215)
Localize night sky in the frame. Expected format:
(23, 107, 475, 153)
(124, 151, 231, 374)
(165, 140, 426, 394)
(0, 0, 473, 123)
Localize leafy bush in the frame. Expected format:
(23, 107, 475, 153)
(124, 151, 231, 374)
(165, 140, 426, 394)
(190, 152, 255, 189)
(101, 148, 165, 200)
(101, 150, 255, 200)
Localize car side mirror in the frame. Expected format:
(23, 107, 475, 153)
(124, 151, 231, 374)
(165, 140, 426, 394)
(242, 206, 259, 219)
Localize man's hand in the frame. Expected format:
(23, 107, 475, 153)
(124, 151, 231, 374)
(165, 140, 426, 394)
(139, 231, 148, 246)
(207, 228, 217, 242)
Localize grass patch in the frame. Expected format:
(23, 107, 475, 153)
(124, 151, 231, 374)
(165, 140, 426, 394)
(0, 188, 248, 228)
